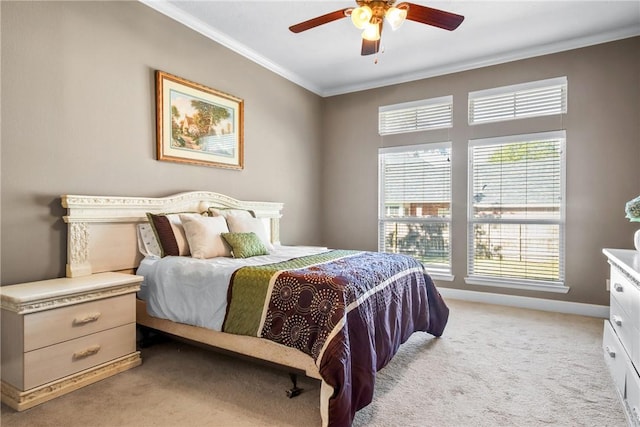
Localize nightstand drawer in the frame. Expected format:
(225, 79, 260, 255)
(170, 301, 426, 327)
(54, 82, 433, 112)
(22, 323, 136, 390)
(24, 294, 135, 352)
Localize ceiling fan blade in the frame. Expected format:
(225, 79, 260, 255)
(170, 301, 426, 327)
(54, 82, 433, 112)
(361, 38, 380, 56)
(401, 2, 464, 31)
(361, 21, 382, 56)
(289, 8, 351, 33)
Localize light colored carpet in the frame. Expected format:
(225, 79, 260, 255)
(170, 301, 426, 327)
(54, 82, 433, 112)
(1, 299, 626, 427)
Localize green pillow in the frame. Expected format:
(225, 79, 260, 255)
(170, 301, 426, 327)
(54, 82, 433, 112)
(221, 232, 269, 258)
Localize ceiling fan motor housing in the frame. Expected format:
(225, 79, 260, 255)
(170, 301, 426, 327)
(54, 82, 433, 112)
(355, 0, 399, 23)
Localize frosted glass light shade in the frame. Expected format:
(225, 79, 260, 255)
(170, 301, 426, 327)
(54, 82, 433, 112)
(351, 6, 373, 29)
(386, 6, 407, 30)
(362, 22, 380, 41)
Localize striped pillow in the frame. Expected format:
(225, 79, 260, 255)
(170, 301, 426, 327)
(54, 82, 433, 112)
(146, 213, 190, 257)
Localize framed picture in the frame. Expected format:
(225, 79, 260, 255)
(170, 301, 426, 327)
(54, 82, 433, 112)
(156, 70, 244, 169)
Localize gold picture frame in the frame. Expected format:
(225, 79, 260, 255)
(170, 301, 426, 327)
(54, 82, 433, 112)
(155, 70, 244, 169)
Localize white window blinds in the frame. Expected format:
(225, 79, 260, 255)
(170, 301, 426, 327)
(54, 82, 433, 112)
(467, 131, 566, 290)
(379, 96, 453, 135)
(379, 142, 452, 276)
(469, 77, 567, 125)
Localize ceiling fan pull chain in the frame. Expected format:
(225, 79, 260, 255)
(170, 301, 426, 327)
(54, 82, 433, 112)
(374, 45, 385, 64)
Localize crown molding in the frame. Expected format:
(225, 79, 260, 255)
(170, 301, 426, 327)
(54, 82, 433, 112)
(323, 25, 640, 97)
(140, 1, 640, 98)
(139, 0, 323, 96)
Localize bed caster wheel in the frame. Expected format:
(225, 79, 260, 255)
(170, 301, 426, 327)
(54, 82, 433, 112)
(286, 387, 302, 398)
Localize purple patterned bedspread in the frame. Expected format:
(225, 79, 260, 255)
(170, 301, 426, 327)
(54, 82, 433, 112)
(258, 250, 449, 426)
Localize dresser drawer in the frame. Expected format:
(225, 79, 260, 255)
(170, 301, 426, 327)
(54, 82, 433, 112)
(611, 268, 640, 326)
(609, 296, 636, 356)
(625, 352, 640, 426)
(22, 323, 136, 390)
(603, 320, 626, 396)
(24, 294, 135, 352)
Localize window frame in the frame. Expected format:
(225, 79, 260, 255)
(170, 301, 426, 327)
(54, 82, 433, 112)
(378, 141, 454, 280)
(379, 95, 453, 135)
(465, 130, 568, 293)
(468, 77, 567, 125)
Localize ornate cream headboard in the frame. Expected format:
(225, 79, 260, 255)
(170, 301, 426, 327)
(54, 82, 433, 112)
(61, 191, 283, 278)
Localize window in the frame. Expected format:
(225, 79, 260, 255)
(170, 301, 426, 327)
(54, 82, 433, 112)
(466, 131, 566, 292)
(379, 96, 452, 135)
(468, 77, 567, 125)
(379, 142, 452, 278)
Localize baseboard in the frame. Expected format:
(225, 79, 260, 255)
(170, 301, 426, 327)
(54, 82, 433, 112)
(438, 287, 609, 318)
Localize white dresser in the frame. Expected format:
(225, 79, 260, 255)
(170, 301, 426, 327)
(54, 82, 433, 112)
(603, 248, 640, 426)
(1, 272, 143, 411)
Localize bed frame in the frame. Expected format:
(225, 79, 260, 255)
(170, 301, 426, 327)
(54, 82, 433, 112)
(61, 191, 331, 424)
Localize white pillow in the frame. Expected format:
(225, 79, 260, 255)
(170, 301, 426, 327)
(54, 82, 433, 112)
(136, 223, 162, 258)
(179, 214, 231, 259)
(225, 216, 274, 251)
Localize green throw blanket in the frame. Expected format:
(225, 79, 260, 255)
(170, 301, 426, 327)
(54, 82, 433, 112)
(223, 249, 357, 336)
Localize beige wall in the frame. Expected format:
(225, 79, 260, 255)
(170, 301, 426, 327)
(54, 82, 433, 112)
(2, 2, 639, 307)
(1, 1, 324, 284)
(322, 37, 640, 306)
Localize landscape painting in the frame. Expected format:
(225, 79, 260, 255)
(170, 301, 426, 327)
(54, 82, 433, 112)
(156, 71, 244, 169)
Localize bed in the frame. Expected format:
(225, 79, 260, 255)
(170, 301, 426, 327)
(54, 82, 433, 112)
(61, 191, 449, 427)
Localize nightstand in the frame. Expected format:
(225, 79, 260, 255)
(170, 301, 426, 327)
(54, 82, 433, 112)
(1, 272, 143, 411)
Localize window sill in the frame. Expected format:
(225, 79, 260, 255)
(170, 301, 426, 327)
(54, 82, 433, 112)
(429, 273, 455, 282)
(464, 276, 570, 294)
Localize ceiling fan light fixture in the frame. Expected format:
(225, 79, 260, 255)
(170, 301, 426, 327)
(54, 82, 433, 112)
(288, 1, 464, 57)
(351, 5, 373, 29)
(362, 21, 380, 41)
(385, 6, 407, 31)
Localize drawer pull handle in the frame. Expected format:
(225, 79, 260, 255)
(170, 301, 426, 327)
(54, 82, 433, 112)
(73, 312, 101, 325)
(605, 346, 616, 358)
(612, 315, 623, 326)
(613, 283, 624, 292)
(73, 345, 101, 359)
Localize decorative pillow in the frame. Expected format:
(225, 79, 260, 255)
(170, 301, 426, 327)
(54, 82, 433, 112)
(136, 223, 162, 258)
(208, 208, 254, 219)
(146, 213, 191, 257)
(179, 214, 231, 259)
(225, 216, 274, 251)
(221, 232, 269, 259)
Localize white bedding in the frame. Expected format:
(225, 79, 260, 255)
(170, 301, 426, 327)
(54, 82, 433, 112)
(137, 245, 329, 331)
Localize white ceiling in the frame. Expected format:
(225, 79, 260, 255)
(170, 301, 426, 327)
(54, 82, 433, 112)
(141, 0, 640, 97)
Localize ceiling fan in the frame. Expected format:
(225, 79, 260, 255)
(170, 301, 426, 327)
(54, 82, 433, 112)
(289, 1, 464, 56)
